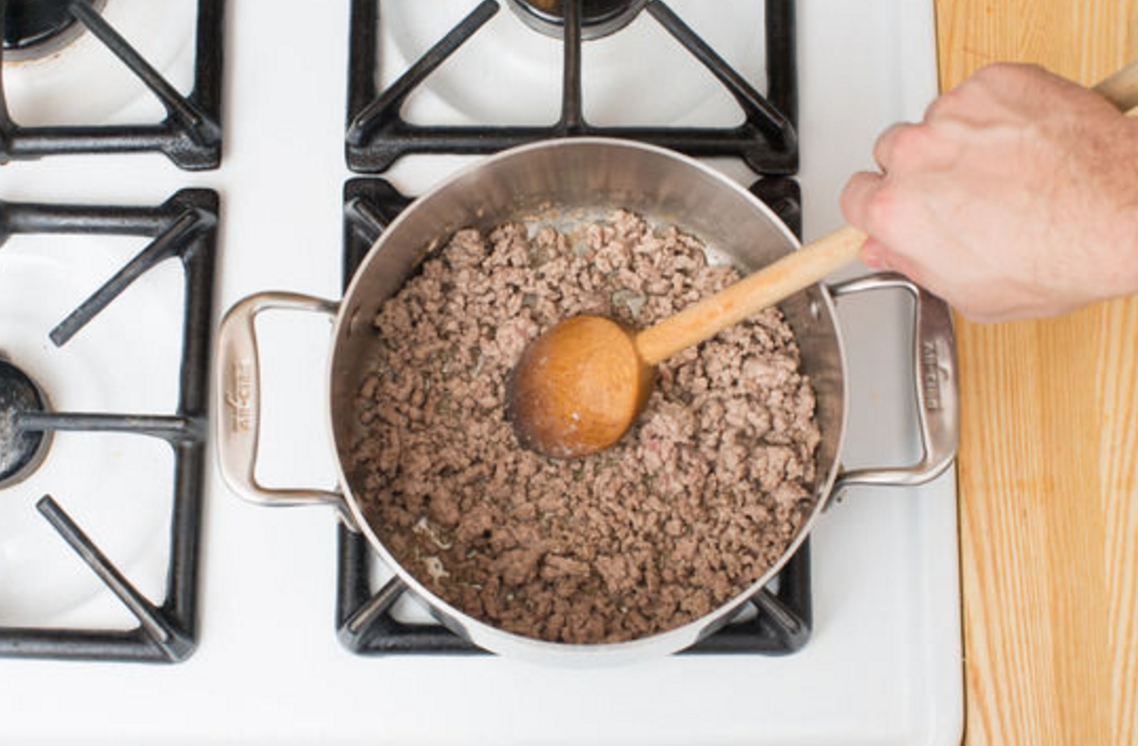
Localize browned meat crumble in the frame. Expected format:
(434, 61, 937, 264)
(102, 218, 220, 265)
(349, 210, 821, 644)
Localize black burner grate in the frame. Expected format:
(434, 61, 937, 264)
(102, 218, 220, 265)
(0, 0, 224, 170)
(0, 190, 217, 662)
(345, 0, 797, 175)
(335, 176, 812, 655)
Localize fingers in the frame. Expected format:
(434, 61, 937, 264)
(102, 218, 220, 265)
(839, 170, 884, 231)
(873, 122, 917, 171)
(923, 89, 955, 122)
(859, 237, 891, 269)
(858, 237, 920, 283)
(841, 174, 926, 287)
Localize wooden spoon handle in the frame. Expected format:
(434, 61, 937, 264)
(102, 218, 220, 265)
(634, 226, 866, 366)
(1094, 57, 1138, 111)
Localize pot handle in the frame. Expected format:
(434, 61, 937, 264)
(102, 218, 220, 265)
(215, 291, 357, 528)
(827, 273, 959, 495)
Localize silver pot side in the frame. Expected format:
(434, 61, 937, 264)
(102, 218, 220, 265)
(327, 138, 847, 663)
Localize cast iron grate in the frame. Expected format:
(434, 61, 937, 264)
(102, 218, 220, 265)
(0, 189, 217, 662)
(335, 176, 811, 655)
(345, 0, 797, 174)
(0, 0, 224, 170)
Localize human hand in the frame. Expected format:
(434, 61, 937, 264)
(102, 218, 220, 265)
(840, 62, 1138, 322)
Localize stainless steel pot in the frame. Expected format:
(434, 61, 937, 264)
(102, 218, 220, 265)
(216, 138, 958, 663)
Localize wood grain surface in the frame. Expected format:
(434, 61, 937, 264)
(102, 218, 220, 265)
(933, 1, 1138, 744)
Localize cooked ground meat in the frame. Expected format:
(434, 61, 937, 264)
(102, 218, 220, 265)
(349, 210, 821, 644)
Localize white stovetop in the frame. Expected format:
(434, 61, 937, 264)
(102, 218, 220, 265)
(0, 1, 961, 744)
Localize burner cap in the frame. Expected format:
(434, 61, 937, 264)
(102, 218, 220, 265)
(0, 359, 52, 489)
(2, 0, 104, 62)
(507, 0, 645, 41)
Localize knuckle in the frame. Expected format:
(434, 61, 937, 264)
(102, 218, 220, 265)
(924, 88, 960, 121)
(973, 61, 1039, 88)
(875, 123, 933, 169)
(864, 185, 903, 229)
(839, 184, 863, 221)
(974, 61, 1016, 80)
(872, 129, 894, 164)
(839, 172, 876, 222)
(890, 125, 928, 160)
(838, 182, 856, 214)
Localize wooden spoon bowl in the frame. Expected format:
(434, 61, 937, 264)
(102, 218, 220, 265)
(509, 226, 866, 459)
(508, 315, 653, 459)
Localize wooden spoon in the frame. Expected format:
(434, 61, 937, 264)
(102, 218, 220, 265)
(508, 225, 866, 459)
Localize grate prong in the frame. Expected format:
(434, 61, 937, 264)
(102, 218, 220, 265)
(50, 210, 209, 347)
(35, 496, 195, 662)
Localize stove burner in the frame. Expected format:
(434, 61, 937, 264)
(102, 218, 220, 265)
(507, 0, 644, 40)
(1, 0, 106, 62)
(0, 190, 217, 662)
(0, 359, 52, 489)
(347, 0, 798, 174)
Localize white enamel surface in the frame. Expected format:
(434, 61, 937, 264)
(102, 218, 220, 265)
(0, 1, 961, 745)
(2, 0, 198, 125)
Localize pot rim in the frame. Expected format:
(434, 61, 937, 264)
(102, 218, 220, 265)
(325, 137, 849, 661)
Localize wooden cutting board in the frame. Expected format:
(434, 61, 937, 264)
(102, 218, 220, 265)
(933, 1, 1138, 744)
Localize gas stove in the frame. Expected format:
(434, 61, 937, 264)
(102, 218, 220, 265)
(0, 1, 962, 744)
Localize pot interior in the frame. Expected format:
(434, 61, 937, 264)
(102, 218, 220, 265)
(328, 138, 845, 647)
